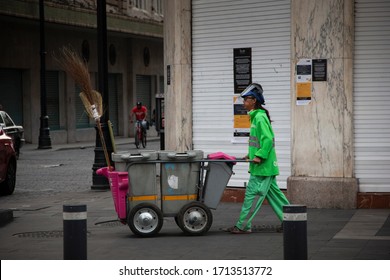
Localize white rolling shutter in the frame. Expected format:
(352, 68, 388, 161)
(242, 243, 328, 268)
(354, 0, 390, 192)
(192, 0, 291, 188)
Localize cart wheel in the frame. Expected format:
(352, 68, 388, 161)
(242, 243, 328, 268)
(177, 202, 213, 236)
(174, 215, 184, 232)
(174, 215, 180, 227)
(128, 203, 163, 237)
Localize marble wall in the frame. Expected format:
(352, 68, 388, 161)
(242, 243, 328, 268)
(163, 0, 193, 151)
(288, 0, 357, 208)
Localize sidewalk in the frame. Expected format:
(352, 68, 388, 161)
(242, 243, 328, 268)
(0, 190, 389, 260)
(0, 136, 389, 260)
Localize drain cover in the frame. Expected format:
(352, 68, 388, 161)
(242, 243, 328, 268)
(252, 224, 283, 233)
(13, 230, 91, 238)
(95, 220, 124, 227)
(13, 231, 64, 238)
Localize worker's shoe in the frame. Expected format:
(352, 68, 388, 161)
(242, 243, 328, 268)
(229, 226, 252, 234)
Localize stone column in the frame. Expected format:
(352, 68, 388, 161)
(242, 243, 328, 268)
(288, 0, 358, 208)
(163, 0, 192, 151)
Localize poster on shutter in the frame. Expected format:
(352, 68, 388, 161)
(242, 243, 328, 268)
(232, 95, 250, 143)
(234, 48, 252, 94)
(296, 59, 312, 105)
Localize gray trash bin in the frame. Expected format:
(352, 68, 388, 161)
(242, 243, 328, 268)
(113, 150, 157, 172)
(202, 162, 234, 209)
(120, 151, 159, 209)
(159, 150, 204, 215)
(112, 151, 130, 172)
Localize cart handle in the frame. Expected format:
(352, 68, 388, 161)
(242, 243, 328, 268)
(120, 152, 153, 161)
(121, 159, 254, 166)
(167, 151, 197, 159)
(200, 159, 253, 163)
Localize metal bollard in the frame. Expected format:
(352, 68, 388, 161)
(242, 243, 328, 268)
(63, 205, 87, 260)
(283, 205, 307, 260)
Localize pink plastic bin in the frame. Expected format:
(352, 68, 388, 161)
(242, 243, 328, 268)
(97, 167, 129, 221)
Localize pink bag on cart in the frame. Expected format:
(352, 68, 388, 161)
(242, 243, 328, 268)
(207, 152, 237, 164)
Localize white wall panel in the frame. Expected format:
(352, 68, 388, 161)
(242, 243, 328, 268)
(192, 0, 291, 188)
(354, 0, 390, 192)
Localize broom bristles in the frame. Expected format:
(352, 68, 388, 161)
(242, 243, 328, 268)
(56, 47, 93, 96)
(56, 47, 103, 118)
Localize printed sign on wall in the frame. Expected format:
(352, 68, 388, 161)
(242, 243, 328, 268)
(312, 59, 327, 81)
(234, 48, 252, 94)
(296, 59, 312, 105)
(232, 95, 250, 143)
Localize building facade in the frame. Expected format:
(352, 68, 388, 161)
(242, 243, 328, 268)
(0, 0, 164, 144)
(163, 0, 390, 208)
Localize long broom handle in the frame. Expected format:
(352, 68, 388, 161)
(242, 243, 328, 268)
(96, 120, 111, 170)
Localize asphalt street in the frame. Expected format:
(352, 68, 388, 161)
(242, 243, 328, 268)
(0, 136, 389, 261)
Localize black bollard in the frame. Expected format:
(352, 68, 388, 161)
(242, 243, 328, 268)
(63, 205, 87, 260)
(283, 205, 307, 260)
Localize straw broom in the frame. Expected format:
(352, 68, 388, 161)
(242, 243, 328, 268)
(56, 47, 111, 170)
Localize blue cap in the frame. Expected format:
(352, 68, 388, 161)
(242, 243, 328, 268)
(240, 83, 265, 105)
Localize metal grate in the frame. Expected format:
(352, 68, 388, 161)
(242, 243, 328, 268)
(13, 230, 92, 238)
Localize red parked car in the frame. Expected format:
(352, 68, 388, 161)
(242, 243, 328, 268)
(0, 110, 24, 159)
(0, 127, 17, 195)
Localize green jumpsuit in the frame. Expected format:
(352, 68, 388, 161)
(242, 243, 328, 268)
(235, 109, 289, 231)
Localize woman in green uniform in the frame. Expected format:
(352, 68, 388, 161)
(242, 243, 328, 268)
(230, 83, 289, 234)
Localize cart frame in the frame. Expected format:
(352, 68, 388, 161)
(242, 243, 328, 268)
(98, 157, 249, 237)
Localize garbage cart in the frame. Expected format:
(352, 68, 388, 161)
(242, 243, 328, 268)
(98, 151, 248, 237)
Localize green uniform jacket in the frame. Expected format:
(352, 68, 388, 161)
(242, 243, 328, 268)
(247, 109, 279, 176)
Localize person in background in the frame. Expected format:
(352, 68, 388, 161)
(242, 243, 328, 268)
(130, 101, 148, 136)
(229, 83, 289, 234)
(130, 101, 147, 124)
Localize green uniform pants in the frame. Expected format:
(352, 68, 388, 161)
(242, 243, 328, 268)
(236, 175, 289, 231)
